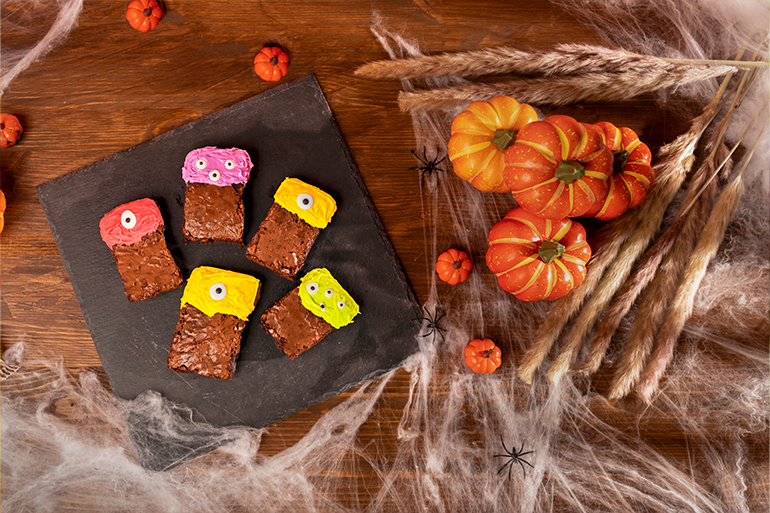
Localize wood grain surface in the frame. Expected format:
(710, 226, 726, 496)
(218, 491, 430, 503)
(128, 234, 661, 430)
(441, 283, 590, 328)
(1, 1, 767, 510)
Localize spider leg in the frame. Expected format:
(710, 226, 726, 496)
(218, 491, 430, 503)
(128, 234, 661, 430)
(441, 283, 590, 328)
(500, 435, 510, 455)
(497, 459, 512, 476)
(520, 457, 534, 469)
(516, 458, 528, 479)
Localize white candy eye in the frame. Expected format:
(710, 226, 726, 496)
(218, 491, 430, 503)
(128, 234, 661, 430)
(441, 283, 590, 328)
(306, 282, 319, 295)
(324, 288, 334, 298)
(337, 301, 346, 309)
(121, 210, 137, 229)
(319, 302, 326, 312)
(224, 160, 235, 170)
(195, 159, 207, 170)
(297, 193, 314, 210)
(209, 170, 220, 182)
(209, 283, 227, 300)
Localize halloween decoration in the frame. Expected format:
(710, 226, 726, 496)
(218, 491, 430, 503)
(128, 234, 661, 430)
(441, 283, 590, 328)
(0, 189, 6, 234)
(254, 46, 290, 82)
(436, 248, 472, 285)
(486, 207, 591, 302)
(494, 436, 535, 480)
(448, 96, 538, 192)
(0, 113, 23, 148)
(415, 306, 446, 343)
(463, 338, 502, 374)
(504, 114, 612, 219)
(410, 147, 447, 182)
(125, 0, 163, 32)
(583, 121, 655, 220)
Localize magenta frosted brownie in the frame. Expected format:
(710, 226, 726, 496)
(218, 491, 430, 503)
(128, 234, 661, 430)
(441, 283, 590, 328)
(181, 146, 253, 245)
(246, 178, 337, 280)
(99, 198, 183, 301)
(168, 266, 261, 380)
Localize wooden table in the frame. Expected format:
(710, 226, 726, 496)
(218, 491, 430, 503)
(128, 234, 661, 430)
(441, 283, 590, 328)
(2, 1, 767, 510)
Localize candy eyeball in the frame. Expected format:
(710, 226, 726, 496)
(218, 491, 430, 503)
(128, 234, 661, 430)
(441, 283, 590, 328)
(325, 288, 334, 298)
(209, 283, 227, 300)
(224, 160, 235, 170)
(195, 158, 207, 170)
(209, 170, 221, 182)
(297, 193, 314, 210)
(121, 210, 137, 229)
(306, 282, 319, 294)
(337, 300, 345, 309)
(319, 302, 326, 312)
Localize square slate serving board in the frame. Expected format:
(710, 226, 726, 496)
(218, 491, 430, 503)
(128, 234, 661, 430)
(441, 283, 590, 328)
(38, 75, 421, 465)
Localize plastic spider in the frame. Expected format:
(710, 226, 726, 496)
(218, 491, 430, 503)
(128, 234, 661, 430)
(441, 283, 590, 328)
(414, 306, 446, 343)
(494, 436, 534, 480)
(409, 147, 447, 182)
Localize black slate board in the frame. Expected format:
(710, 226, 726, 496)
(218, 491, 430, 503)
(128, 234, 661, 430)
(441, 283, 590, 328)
(37, 75, 421, 467)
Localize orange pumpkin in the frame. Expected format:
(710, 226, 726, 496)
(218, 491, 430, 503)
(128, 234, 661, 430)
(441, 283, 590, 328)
(126, 0, 163, 32)
(436, 248, 472, 285)
(583, 121, 655, 220)
(0, 113, 23, 149)
(254, 47, 290, 82)
(448, 96, 538, 193)
(464, 338, 502, 374)
(486, 207, 591, 302)
(503, 115, 612, 219)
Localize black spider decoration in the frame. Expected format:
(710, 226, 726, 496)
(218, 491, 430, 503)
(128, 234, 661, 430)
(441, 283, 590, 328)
(413, 306, 446, 343)
(409, 147, 447, 182)
(494, 436, 534, 480)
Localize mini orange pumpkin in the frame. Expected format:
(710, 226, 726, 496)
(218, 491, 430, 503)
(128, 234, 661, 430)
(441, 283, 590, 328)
(448, 96, 539, 193)
(436, 248, 472, 285)
(0, 113, 23, 149)
(254, 47, 290, 82)
(464, 338, 502, 374)
(126, 0, 163, 33)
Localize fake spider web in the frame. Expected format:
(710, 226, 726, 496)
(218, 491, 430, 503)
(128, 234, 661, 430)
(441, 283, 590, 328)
(2, 1, 769, 511)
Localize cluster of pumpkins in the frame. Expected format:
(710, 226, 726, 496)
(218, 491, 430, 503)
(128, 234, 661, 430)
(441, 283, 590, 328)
(436, 96, 655, 303)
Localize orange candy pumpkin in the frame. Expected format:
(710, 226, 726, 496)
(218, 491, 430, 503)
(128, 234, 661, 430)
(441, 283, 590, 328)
(436, 248, 472, 285)
(126, 0, 163, 32)
(0, 113, 23, 149)
(254, 47, 290, 82)
(464, 338, 502, 374)
(448, 96, 539, 193)
(583, 121, 655, 220)
(486, 207, 591, 302)
(504, 114, 612, 219)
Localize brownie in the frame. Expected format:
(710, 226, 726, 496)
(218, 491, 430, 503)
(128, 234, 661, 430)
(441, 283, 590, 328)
(167, 266, 261, 380)
(260, 287, 334, 360)
(110, 227, 183, 301)
(245, 203, 321, 280)
(182, 182, 245, 245)
(167, 304, 246, 380)
(100, 197, 183, 302)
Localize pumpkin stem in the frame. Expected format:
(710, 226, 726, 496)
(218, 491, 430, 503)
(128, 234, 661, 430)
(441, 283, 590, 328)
(492, 129, 516, 151)
(538, 240, 566, 263)
(143, 6, 153, 16)
(452, 258, 462, 270)
(0, 124, 4, 131)
(613, 150, 630, 174)
(269, 55, 278, 66)
(482, 349, 493, 358)
(555, 159, 585, 184)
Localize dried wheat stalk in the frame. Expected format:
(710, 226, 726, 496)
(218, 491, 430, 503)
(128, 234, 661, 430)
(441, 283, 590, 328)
(634, 128, 764, 402)
(517, 70, 735, 385)
(581, 143, 726, 381)
(356, 43, 763, 80)
(397, 65, 739, 111)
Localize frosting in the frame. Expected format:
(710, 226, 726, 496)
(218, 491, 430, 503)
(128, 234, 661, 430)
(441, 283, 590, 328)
(299, 268, 359, 329)
(273, 178, 337, 229)
(100, 198, 164, 247)
(182, 147, 253, 186)
(181, 266, 261, 321)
